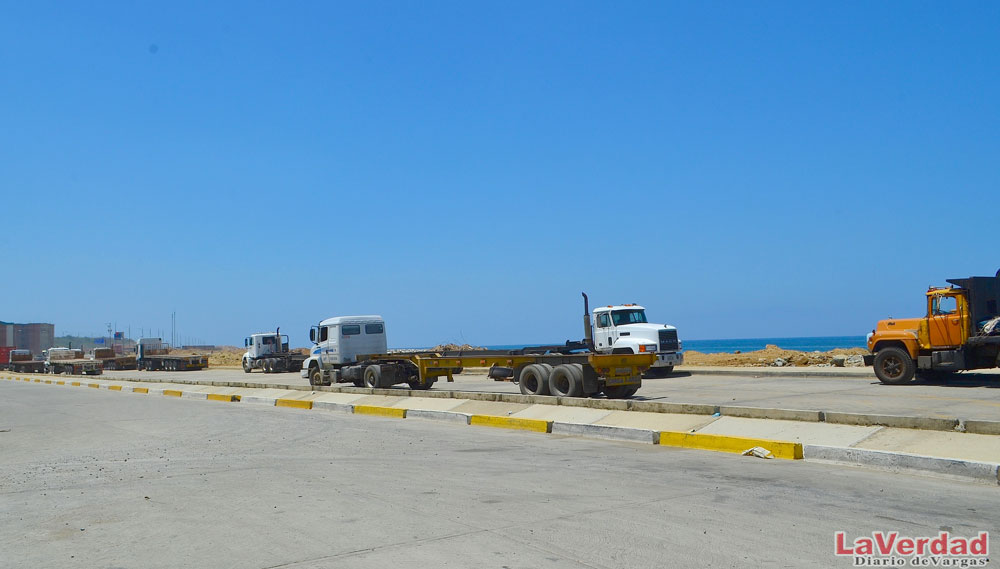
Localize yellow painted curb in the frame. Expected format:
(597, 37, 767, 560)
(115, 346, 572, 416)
(71, 382, 81, 387)
(133, 387, 149, 394)
(163, 390, 182, 397)
(108, 385, 122, 391)
(276, 398, 313, 409)
(44, 380, 52, 384)
(469, 415, 551, 433)
(658, 431, 803, 460)
(55, 381, 65, 385)
(34, 378, 41, 382)
(87, 383, 99, 388)
(354, 405, 406, 418)
(207, 393, 238, 402)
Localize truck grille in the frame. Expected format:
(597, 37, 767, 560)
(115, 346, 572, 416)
(658, 329, 679, 352)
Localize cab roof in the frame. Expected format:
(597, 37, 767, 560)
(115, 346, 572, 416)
(319, 315, 384, 327)
(592, 304, 646, 312)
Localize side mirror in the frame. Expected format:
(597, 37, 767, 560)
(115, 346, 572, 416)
(309, 328, 316, 342)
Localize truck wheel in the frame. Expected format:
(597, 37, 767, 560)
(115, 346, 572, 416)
(518, 364, 551, 396)
(308, 366, 323, 387)
(873, 347, 915, 385)
(243, 359, 252, 373)
(363, 365, 382, 389)
(549, 364, 583, 398)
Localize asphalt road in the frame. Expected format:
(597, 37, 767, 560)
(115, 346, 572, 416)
(101, 366, 1000, 421)
(2, 381, 997, 569)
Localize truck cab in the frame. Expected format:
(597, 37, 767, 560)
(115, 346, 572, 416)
(244, 333, 290, 359)
(301, 315, 388, 384)
(590, 304, 683, 376)
(866, 273, 1000, 384)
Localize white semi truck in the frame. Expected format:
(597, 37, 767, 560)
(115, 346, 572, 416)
(242, 329, 307, 373)
(583, 294, 683, 377)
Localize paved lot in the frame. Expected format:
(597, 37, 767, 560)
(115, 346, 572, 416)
(1, 381, 997, 568)
(102, 366, 1000, 421)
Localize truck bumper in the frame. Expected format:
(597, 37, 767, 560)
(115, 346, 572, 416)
(653, 352, 683, 367)
(300, 368, 310, 379)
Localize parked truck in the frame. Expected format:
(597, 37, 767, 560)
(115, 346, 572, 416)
(7, 349, 45, 373)
(301, 295, 658, 398)
(583, 294, 683, 377)
(136, 338, 209, 371)
(865, 271, 1000, 384)
(45, 348, 103, 375)
(242, 329, 307, 373)
(88, 347, 137, 370)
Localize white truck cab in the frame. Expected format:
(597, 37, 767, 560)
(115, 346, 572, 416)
(301, 315, 388, 384)
(590, 303, 683, 376)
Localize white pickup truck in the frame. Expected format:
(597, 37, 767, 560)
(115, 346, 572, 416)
(584, 295, 683, 377)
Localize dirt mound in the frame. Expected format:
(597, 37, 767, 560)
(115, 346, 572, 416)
(431, 343, 486, 352)
(206, 347, 245, 368)
(684, 344, 870, 367)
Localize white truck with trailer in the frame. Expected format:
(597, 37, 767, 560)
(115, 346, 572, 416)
(301, 304, 658, 398)
(584, 294, 683, 377)
(45, 348, 104, 375)
(242, 329, 307, 373)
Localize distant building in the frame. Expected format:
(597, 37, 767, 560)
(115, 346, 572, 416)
(0, 321, 55, 354)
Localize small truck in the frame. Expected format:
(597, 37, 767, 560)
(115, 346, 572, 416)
(88, 347, 137, 370)
(136, 338, 209, 371)
(46, 348, 103, 375)
(866, 271, 1000, 384)
(242, 329, 307, 373)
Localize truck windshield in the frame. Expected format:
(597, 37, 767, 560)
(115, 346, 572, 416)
(611, 309, 647, 325)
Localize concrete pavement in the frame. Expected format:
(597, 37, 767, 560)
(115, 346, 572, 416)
(1, 380, 997, 569)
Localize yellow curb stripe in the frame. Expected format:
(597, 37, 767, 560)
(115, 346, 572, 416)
(108, 385, 122, 391)
(276, 398, 313, 409)
(207, 393, 238, 402)
(44, 380, 52, 384)
(354, 405, 406, 418)
(133, 387, 148, 394)
(469, 415, 551, 433)
(71, 382, 81, 386)
(163, 390, 182, 397)
(658, 431, 803, 460)
(87, 383, 100, 388)
(56, 381, 65, 385)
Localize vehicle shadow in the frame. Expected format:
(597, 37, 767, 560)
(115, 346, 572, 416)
(906, 372, 1000, 388)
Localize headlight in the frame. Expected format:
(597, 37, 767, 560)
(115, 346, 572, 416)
(639, 344, 657, 353)
(678, 340, 683, 350)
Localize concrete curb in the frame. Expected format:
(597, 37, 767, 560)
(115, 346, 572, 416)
(241, 395, 277, 405)
(551, 422, 659, 444)
(823, 412, 958, 431)
(311, 401, 354, 413)
(803, 445, 1000, 485)
(470, 415, 551, 433)
(406, 409, 471, 424)
(181, 391, 208, 400)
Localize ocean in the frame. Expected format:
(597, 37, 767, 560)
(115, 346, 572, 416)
(409, 335, 868, 354)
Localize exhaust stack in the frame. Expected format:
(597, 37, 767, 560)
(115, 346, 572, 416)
(582, 292, 594, 350)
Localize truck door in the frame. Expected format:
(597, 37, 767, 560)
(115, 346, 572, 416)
(928, 295, 963, 347)
(320, 326, 335, 366)
(595, 312, 613, 351)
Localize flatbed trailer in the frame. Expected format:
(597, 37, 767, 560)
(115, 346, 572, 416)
(89, 348, 137, 370)
(334, 350, 656, 398)
(136, 338, 209, 371)
(47, 358, 103, 375)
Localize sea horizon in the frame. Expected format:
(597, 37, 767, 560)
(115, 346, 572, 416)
(398, 335, 868, 355)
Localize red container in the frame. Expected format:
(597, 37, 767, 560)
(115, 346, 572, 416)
(0, 346, 14, 365)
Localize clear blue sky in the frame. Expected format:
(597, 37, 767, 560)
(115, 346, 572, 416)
(2, 2, 998, 348)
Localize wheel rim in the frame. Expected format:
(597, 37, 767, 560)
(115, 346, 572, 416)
(880, 356, 903, 379)
(553, 376, 569, 394)
(523, 375, 538, 393)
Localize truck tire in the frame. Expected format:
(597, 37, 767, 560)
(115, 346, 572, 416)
(873, 347, 915, 385)
(243, 359, 252, 373)
(308, 366, 324, 387)
(363, 365, 382, 389)
(548, 364, 584, 398)
(518, 364, 551, 396)
(408, 379, 432, 390)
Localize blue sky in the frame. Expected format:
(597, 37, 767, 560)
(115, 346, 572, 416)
(2, 2, 998, 348)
